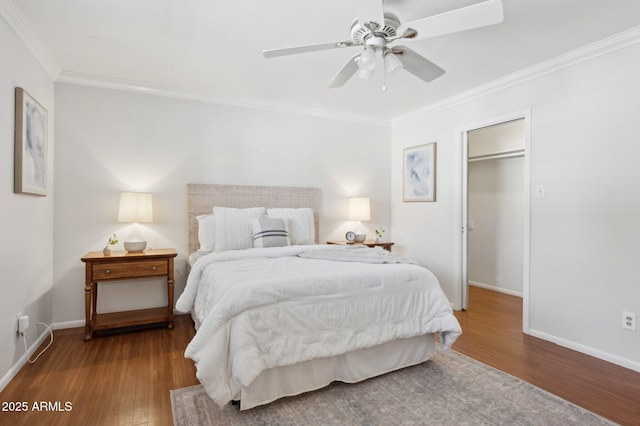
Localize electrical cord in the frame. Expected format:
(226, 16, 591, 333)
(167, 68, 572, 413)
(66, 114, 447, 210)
(21, 322, 54, 364)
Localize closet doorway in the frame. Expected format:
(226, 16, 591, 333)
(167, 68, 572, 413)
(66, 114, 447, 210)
(461, 116, 530, 331)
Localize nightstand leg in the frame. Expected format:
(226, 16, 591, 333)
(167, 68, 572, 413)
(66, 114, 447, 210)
(92, 282, 98, 314)
(84, 282, 93, 341)
(167, 257, 175, 329)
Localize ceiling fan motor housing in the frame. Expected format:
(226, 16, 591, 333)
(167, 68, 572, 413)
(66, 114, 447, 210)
(350, 12, 401, 45)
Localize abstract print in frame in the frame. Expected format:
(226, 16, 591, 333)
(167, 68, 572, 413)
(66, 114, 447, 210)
(15, 87, 48, 196)
(403, 143, 436, 202)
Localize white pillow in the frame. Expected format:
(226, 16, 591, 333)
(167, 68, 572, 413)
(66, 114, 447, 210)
(196, 213, 216, 252)
(251, 218, 291, 248)
(214, 207, 266, 252)
(267, 208, 315, 245)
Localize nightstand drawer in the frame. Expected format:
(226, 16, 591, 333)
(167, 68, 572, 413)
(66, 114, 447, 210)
(92, 260, 168, 280)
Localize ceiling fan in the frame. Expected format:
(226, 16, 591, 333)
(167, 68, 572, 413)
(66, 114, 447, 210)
(262, 0, 504, 89)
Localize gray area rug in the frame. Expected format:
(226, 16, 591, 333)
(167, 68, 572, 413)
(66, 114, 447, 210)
(170, 350, 614, 425)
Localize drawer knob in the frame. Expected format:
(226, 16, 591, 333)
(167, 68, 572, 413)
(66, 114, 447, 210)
(151, 266, 157, 271)
(105, 269, 111, 274)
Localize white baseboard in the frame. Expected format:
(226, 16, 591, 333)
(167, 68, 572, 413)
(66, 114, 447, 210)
(528, 328, 640, 373)
(53, 319, 85, 330)
(51, 310, 183, 331)
(0, 328, 51, 393)
(469, 281, 523, 298)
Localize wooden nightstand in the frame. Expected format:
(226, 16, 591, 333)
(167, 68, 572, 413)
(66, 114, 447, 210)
(327, 240, 395, 252)
(81, 248, 178, 340)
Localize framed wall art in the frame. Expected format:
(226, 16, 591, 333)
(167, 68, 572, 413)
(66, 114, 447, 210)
(403, 142, 436, 202)
(15, 87, 48, 196)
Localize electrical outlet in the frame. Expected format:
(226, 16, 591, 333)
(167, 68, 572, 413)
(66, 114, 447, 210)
(622, 311, 636, 331)
(17, 313, 29, 334)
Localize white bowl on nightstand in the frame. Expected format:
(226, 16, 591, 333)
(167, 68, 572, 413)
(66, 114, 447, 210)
(354, 233, 366, 243)
(124, 241, 147, 253)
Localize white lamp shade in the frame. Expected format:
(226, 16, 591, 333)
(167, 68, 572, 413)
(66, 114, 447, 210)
(348, 197, 371, 221)
(117, 192, 153, 223)
(358, 47, 376, 72)
(384, 51, 403, 76)
(357, 66, 375, 80)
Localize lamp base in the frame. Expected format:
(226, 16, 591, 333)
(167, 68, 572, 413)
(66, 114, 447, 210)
(124, 241, 147, 253)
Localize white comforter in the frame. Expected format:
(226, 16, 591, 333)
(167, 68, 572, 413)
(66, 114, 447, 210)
(176, 244, 461, 407)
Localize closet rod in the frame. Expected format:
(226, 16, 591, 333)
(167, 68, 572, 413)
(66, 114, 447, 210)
(468, 149, 524, 163)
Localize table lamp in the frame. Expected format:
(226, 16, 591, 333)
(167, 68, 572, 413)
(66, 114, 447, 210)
(117, 192, 153, 252)
(347, 197, 370, 242)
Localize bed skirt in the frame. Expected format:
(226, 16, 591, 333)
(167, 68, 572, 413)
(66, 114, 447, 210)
(236, 333, 437, 410)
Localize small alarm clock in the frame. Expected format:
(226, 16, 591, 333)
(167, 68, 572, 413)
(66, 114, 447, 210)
(345, 231, 356, 244)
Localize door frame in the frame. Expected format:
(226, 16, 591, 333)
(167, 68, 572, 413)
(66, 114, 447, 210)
(460, 110, 532, 333)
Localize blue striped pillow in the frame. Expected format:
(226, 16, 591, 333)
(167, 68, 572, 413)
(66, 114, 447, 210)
(251, 218, 291, 248)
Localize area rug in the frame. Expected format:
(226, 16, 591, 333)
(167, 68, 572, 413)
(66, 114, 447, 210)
(170, 350, 614, 425)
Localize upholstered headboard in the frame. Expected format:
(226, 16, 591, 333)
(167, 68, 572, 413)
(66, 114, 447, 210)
(186, 183, 321, 255)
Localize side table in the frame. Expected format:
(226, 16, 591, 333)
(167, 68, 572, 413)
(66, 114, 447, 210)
(81, 248, 177, 340)
(326, 240, 395, 252)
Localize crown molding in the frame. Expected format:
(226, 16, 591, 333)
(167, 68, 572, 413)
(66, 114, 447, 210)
(0, 0, 59, 79)
(56, 70, 388, 127)
(391, 25, 640, 126)
(6, 0, 638, 128)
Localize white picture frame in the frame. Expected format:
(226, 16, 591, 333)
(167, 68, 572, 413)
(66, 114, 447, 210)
(14, 87, 48, 196)
(403, 143, 436, 202)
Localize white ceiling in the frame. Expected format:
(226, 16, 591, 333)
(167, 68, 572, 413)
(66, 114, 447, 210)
(7, 0, 640, 122)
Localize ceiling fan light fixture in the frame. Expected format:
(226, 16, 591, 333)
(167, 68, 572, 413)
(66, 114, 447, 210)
(358, 46, 376, 72)
(384, 51, 403, 76)
(356, 66, 374, 80)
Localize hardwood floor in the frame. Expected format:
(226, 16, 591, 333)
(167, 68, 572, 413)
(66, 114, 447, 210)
(1, 289, 639, 425)
(453, 285, 640, 426)
(0, 317, 199, 426)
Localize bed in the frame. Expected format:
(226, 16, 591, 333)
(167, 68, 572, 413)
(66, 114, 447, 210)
(176, 183, 462, 410)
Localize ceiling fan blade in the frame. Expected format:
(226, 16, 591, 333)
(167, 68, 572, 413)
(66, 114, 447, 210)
(326, 54, 361, 89)
(398, 0, 503, 40)
(392, 46, 445, 83)
(263, 41, 357, 58)
(351, 0, 384, 28)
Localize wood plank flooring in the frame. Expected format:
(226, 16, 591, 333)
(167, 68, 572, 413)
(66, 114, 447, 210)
(454, 285, 640, 426)
(0, 287, 638, 425)
(0, 318, 199, 426)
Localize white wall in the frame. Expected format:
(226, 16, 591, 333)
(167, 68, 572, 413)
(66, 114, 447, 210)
(0, 17, 55, 388)
(53, 84, 392, 323)
(391, 42, 640, 370)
